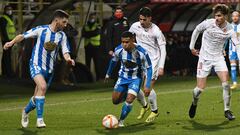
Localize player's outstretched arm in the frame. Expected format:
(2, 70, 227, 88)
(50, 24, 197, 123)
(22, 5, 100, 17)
(104, 59, 117, 83)
(144, 67, 152, 94)
(3, 34, 24, 50)
(63, 53, 75, 66)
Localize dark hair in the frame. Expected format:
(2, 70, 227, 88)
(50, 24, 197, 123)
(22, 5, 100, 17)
(121, 31, 135, 38)
(51, 9, 69, 22)
(139, 7, 152, 17)
(213, 4, 229, 15)
(115, 6, 123, 12)
(4, 5, 12, 10)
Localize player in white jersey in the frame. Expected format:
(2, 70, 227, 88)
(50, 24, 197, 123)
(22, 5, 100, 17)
(188, 4, 239, 120)
(228, 11, 240, 90)
(105, 31, 152, 127)
(3, 10, 75, 128)
(129, 7, 166, 123)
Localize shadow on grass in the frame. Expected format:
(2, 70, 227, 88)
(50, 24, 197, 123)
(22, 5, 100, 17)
(96, 122, 156, 135)
(18, 128, 39, 135)
(182, 120, 240, 132)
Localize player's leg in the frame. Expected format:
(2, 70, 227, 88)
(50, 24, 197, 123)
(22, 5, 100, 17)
(189, 59, 210, 119)
(216, 71, 235, 120)
(136, 89, 149, 119)
(230, 60, 238, 90)
(33, 74, 47, 128)
(21, 86, 38, 128)
(119, 78, 141, 127)
(145, 79, 159, 123)
(118, 93, 136, 127)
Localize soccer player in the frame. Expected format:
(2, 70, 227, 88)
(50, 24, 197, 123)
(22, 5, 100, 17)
(228, 11, 240, 90)
(188, 4, 239, 120)
(3, 10, 75, 128)
(129, 7, 166, 123)
(105, 31, 152, 127)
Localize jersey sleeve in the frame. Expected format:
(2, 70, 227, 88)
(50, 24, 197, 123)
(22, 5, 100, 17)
(142, 51, 152, 69)
(23, 26, 41, 39)
(156, 28, 166, 69)
(189, 19, 209, 50)
(61, 32, 70, 55)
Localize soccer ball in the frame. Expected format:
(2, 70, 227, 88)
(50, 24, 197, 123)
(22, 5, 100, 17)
(102, 114, 118, 129)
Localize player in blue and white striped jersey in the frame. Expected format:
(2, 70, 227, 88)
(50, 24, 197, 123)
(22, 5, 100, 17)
(3, 10, 75, 128)
(228, 11, 240, 90)
(105, 31, 152, 127)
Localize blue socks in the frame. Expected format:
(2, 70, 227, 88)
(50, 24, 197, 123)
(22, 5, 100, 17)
(24, 96, 36, 114)
(120, 102, 132, 120)
(231, 64, 237, 84)
(35, 96, 45, 119)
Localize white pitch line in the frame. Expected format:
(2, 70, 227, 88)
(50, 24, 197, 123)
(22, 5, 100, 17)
(0, 85, 221, 112)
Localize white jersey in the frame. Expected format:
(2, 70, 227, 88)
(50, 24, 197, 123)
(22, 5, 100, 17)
(23, 25, 70, 73)
(129, 22, 166, 69)
(190, 19, 240, 60)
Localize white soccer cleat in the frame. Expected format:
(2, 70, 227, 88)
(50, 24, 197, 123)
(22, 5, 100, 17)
(118, 120, 125, 127)
(21, 109, 29, 128)
(36, 119, 46, 128)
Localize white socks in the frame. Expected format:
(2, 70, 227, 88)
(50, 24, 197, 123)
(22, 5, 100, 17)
(137, 90, 147, 107)
(137, 89, 158, 111)
(148, 89, 158, 111)
(192, 87, 202, 105)
(222, 82, 231, 111)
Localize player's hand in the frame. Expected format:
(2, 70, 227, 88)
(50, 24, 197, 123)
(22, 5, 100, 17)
(3, 42, 14, 50)
(108, 51, 114, 56)
(144, 87, 151, 97)
(158, 68, 164, 76)
(67, 58, 75, 66)
(191, 49, 199, 56)
(104, 74, 110, 83)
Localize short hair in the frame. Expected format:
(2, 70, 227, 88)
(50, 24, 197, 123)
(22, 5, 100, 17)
(115, 6, 123, 12)
(121, 31, 135, 38)
(4, 5, 12, 11)
(213, 4, 229, 15)
(52, 9, 69, 22)
(139, 7, 152, 17)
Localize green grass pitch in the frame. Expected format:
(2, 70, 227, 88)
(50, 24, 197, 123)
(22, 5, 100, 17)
(0, 76, 240, 135)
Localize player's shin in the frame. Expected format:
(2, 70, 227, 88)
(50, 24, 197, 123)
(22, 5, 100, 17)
(148, 89, 158, 113)
(222, 82, 231, 111)
(137, 89, 147, 107)
(35, 96, 45, 120)
(192, 87, 202, 105)
(120, 102, 133, 121)
(24, 96, 36, 114)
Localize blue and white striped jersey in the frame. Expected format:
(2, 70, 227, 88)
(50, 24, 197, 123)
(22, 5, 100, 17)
(108, 44, 152, 80)
(229, 23, 240, 54)
(23, 25, 70, 73)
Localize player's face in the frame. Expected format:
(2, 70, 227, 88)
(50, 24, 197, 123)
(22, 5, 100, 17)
(232, 12, 239, 23)
(121, 37, 134, 51)
(215, 12, 226, 26)
(56, 17, 68, 31)
(139, 15, 151, 28)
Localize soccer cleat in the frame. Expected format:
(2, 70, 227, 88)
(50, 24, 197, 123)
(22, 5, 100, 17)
(137, 104, 150, 120)
(230, 84, 238, 90)
(189, 103, 197, 119)
(224, 110, 235, 121)
(36, 119, 46, 128)
(21, 109, 29, 128)
(118, 120, 125, 127)
(145, 112, 159, 123)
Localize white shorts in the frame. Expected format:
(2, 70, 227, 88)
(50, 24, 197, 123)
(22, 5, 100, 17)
(151, 59, 160, 80)
(197, 57, 228, 78)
